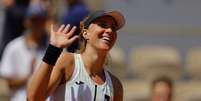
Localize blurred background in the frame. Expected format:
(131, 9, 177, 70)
(0, 0, 201, 101)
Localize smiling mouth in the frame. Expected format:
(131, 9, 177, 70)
(102, 36, 112, 43)
(102, 36, 110, 41)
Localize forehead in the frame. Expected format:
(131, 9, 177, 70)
(92, 16, 117, 25)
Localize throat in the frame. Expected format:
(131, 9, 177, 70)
(80, 53, 107, 85)
(90, 70, 106, 85)
(81, 53, 107, 74)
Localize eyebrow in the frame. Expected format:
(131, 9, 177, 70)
(93, 15, 117, 25)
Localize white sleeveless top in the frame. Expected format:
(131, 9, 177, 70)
(49, 54, 114, 101)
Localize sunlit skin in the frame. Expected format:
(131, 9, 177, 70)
(85, 16, 117, 52)
(81, 16, 118, 84)
(27, 14, 123, 101)
(151, 82, 172, 101)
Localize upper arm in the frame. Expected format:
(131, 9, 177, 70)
(110, 73, 123, 101)
(46, 52, 74, 96)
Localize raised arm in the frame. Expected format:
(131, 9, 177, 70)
(27, 24, 78, 101)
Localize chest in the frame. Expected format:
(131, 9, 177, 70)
(51, 68, 113, 101)
(51, 80, 113, 101)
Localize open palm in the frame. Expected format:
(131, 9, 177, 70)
(50, 24, 79, 48)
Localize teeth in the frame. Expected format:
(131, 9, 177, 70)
(102, 37, 110, 41)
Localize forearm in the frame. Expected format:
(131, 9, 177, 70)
(27, 62, 53, 101)
(26, 24, 77, 100)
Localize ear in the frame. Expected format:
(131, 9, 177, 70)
(82, 29, 89, 40)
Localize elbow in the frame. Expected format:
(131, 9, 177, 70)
(27, 97, 34, 101)
(26, 83, 38, 101)
(27, 89, 36, 101)
(27, 87, 46, 101)
(27, 91, 45, 101)
(26, 79, 40, 101)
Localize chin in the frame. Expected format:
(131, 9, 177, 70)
(98, 44, 112, 51)
(100, 48, 110, 51)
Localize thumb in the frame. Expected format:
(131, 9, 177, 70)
(50, 24, 55, 37)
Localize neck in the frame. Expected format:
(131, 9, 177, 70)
(81, 46, 108, 75)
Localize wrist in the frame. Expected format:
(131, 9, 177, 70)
(49, 41, 63, 48)
(42, 44, 63, 66)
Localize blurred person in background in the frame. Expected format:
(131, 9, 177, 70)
(0, 2, 49, 101)
(61, 0, 90, 52)
(0, 0, 31, 60)
(151, 76, 174, 101)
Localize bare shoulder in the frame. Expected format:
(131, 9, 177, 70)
(108, 72, 123, 91)
(108, 72, 123, 101)
(57, 51, 74, 66)
(55, 51, 75, 81)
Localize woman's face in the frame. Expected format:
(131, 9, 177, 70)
(85, 16, 117, 51)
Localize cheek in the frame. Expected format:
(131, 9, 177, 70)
(94, 27, 105, 35)
(88, 28, 104, 39)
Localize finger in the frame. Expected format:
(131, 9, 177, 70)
(68, 35, 79, 44)
(67, 26, 77, 37)
(62, 24, 70, 33)
(57, 24, 65, 32)
(50, 24, 56, 38)
(50, 24, 54, 33)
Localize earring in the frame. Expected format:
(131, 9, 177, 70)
(82, 29, 88, 40)
(83, 29, 87, 34)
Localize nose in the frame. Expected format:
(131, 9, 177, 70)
(105, 27, 113, 33)
(104, 27, 117, 39)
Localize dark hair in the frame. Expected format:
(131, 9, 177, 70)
(77, 16, 88, 53)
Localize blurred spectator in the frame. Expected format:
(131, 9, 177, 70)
(0, 0, 31, 60)
(0, 2, 48, 101)
(61, 0, 90, 52)
(151, 76, 174, 101)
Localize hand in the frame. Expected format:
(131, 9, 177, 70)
(50, 24, 79, 48)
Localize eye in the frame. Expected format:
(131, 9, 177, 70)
(98, 23, 108, 28)
(111, 25, 117, 31)
(97, 23, 117, 31)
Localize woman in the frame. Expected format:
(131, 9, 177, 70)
(27, 10, 125, 101)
